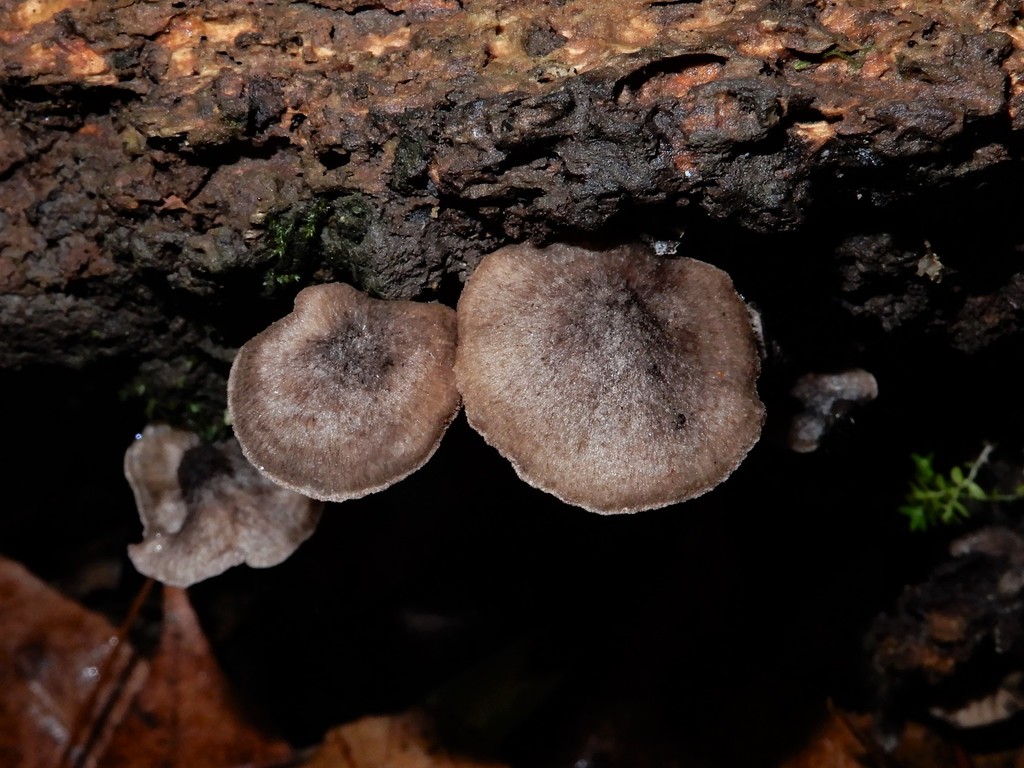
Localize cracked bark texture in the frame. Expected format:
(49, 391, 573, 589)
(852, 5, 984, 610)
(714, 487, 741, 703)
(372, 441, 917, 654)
(1, 0, 1022, 400)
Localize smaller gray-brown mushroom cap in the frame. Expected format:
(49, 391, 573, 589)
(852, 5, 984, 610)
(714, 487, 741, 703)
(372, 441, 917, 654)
(228, 283, 460, 502)
(125, 425, 323, 587)
(788, 369, 879, 453)
(455, 243, 764, 514)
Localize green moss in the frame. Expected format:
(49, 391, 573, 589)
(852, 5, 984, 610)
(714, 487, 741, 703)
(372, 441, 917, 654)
(121, 357, 231, 443)
(391, 131, 429, 193)
(319, 193, 382, 295)
(261, 197, 333, 294)
(259, 193, 383, 295)
(792, 44, 868, 71)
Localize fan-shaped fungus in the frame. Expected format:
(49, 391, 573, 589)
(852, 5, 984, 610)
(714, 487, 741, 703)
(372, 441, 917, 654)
(455, 243, 764, 514)
(125, 425, 323, 587)
(228, 283, 460, 502)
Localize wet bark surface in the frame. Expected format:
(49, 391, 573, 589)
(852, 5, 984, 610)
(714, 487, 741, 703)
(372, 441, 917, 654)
(2, 0, 1023, 377)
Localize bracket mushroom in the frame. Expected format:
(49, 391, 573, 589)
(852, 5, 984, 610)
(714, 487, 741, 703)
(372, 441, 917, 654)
(125, 425, 323, 587)
(227, 282, 460, 502)
(454, 243, 765, 514)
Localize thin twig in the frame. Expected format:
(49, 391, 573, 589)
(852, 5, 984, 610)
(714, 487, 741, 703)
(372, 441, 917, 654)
(58, 577, 155, 768)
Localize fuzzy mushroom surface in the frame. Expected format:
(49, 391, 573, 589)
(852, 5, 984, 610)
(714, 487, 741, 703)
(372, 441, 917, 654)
(125, 425, 323, 587)
(228, 282, 460, 501)
(455, 243, 765, 514)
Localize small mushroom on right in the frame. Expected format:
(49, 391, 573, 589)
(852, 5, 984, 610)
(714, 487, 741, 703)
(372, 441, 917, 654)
(788, 369, 879, 453)
(454, 242, 765, 514)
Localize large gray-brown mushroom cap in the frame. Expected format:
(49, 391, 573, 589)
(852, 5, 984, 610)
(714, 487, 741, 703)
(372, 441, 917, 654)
(455, 243, 764, 514)
(228, 283, 460, 502)
(125, 425, 323, 587)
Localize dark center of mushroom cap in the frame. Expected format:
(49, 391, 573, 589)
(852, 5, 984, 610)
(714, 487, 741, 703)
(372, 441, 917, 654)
(177, 443, 235, 506)
(551, 256, 700, 399)
(308, 319, 396, 389)
(454, 242, 764, 514)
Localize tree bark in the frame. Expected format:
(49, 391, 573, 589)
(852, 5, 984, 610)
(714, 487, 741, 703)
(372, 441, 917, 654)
(1, 0, 1021, 404)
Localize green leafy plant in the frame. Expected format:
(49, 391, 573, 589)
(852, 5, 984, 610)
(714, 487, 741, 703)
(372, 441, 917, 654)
(899, 445, 1024, 531)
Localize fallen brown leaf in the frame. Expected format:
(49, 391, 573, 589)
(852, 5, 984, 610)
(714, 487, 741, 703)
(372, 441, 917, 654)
(780, 705, 993, 768)
(102, 585, 294, 768)
(780, 707, 870, 768)
(302, 712, 508, 768)
(0, 556, 147, 768)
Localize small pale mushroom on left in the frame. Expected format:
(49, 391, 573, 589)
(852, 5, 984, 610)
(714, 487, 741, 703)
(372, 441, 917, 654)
(125, 424, 323, 587)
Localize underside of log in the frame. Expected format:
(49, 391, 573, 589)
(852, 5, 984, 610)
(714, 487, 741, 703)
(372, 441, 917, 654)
(1, 0, 1023, 426)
